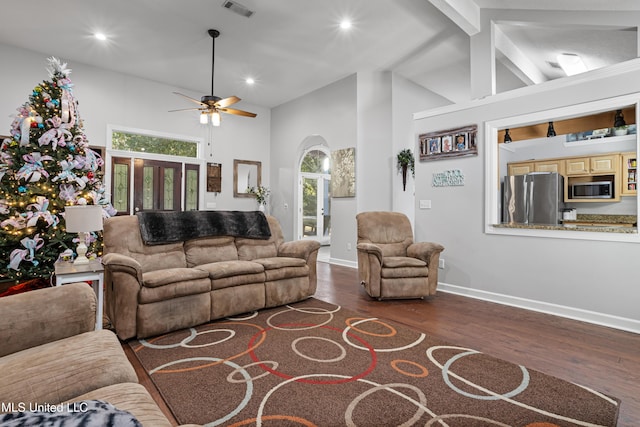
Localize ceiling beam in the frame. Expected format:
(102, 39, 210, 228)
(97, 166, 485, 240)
(429, 0, 481, 36)
(494, 25, 548, 85)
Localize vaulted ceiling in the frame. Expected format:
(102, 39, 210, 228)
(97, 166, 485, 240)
(0, 0, 638, 109)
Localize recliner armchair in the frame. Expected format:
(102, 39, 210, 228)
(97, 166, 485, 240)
(356, 211, 444, 300)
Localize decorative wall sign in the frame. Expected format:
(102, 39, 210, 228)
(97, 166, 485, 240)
(419, 124, 477, 161)
(432, 169, 465, 187)
(331, 147, 356, 198)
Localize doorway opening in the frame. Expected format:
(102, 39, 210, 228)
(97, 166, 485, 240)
(298, 147, 331, 247)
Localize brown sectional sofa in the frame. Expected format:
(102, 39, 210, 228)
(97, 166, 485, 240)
(103, 213, 320, 340)
(0, 283, 195, 426)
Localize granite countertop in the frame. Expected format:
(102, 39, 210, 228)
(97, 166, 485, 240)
(495, 214, 638, 234)
(561, 214, 637, 226)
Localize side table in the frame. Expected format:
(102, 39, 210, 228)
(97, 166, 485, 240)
(54, 260, 104, 330)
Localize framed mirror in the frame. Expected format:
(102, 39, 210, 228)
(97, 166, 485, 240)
(233, 159, 262, 198)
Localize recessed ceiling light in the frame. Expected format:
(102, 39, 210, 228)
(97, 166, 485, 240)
(94, 33, 107, 41)
(245, 77, 255, 85)
(340, 20, 352, 30)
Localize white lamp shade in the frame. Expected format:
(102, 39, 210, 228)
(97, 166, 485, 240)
(65, 205, 103, 232)
(211, 111, 221, 127)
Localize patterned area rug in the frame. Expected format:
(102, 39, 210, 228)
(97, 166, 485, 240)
(129, 298, 619, 426)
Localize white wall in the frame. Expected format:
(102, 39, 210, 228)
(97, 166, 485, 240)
(270, 75, 357, 264)
(392, 74, 452, 223)
(356, 71, 394, 214)
(0, 43, 270, 212)
(413, 64, 640, 332)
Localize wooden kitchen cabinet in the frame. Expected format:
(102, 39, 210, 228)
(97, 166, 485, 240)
(535, 160, 565, 175)
(565, 154, 619, 175)
(507, 160, 564, 176)
(507, 162, 534, 176)
(590, 154, 619, 174)
(622, 151, 637, 196)
(565, 157, 590, 175)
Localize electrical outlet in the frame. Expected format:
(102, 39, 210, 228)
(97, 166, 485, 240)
(438, 258, 445, 269)
(347, 243, 352, 251)
(419, 200, 432, 209)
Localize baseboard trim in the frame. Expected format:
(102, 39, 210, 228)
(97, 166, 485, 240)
(438, 282, 640, 335)
(328, 257, 357, 269)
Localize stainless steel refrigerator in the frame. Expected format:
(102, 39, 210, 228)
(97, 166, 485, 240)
(503, 172, 565, 225)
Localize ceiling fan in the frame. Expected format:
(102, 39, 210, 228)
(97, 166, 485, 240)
(170, 29, 256, 126)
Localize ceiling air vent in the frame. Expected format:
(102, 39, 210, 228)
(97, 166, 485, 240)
(222, 0, 255, 18)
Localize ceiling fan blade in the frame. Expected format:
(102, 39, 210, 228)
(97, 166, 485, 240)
(214, 96, 241, 109)
(168, 107, 205, 112)
(172, 92, 205, 106)
(218, 107, 257, 118)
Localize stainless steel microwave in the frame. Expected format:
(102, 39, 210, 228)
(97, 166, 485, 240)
(570, 181, 613, 199)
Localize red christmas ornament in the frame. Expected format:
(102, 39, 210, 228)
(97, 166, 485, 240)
(87, 171, 95, 180)
(30, 121, 38, 128)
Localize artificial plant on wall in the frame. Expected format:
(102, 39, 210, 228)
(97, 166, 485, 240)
(396, 149, 415, 191)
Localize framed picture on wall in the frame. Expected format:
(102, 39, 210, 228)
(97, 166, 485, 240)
(455, 133, 467, 151)
(441, 135, 453, 152)
(418, 124, 478, 161)
(427, 137, 441, 155)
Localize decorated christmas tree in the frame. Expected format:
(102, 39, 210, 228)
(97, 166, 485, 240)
(0, 57, 115, 283)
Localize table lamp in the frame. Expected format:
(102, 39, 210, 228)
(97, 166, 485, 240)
(64, 205, 103, 264)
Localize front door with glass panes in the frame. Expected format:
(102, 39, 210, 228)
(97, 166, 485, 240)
(111, 158, 199, 214)
(134, 159, 181, 212)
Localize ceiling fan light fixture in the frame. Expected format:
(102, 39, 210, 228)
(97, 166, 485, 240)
(557, 53, 587, 76)
(211, 111, 221, 127)
(169, 29, 256, 124)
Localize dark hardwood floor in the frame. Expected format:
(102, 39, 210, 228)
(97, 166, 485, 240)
(125, 262, 640, 426)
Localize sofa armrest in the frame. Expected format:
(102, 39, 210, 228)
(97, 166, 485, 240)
(278, 240, 321, 262)
(407, 242, 445, 266)
(356, 242, 383, 263)
(407, 242, 445, 296)
(0, 283, 96, 358)
(102, 253, 143, 283)
(102, 253, 144, 341)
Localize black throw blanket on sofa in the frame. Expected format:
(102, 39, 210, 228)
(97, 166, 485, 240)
(137, 210, 271, 245)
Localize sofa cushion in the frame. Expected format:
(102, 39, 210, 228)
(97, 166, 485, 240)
(236, 239, 278, 260)
(142, 267, 210, 288)
(381, 256, 428, 279)
(235, 215, 286, 260)
(184, 236, 238, 267)
(104, 215, 187, 273)
(139, 278, 211, 304)
(382, 256, 427, 268)
(0, 330, 137, 407)
(196, 260, 264, 280)
(253, 257, 309, 282)
(253, 257, 307, 270)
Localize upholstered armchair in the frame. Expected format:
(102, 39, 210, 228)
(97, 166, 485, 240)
(356, 211, 444, 300)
